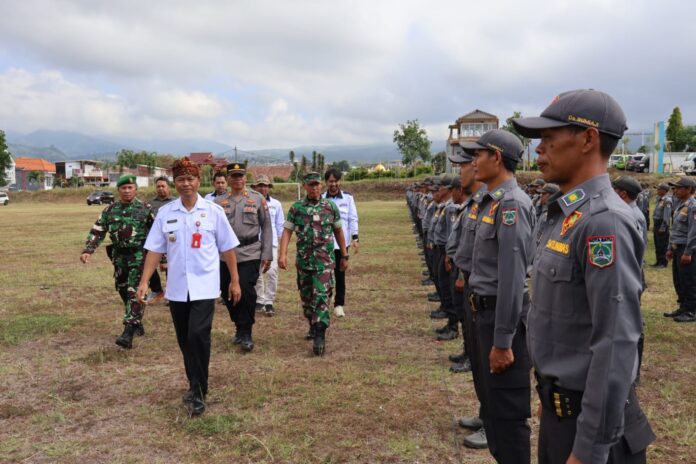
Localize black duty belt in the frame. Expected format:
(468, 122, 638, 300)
(238, 236, 259, 247)
(535, 372, 583, 419)
(469, 294, 497, 313)
(672, 243, 685, 250)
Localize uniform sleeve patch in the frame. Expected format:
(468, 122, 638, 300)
(587, 235, 615, 268)
(502, 208, 517, 226)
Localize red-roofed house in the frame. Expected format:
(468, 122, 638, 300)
(15, 157, 56, 190)
(189, 152, 227, 170)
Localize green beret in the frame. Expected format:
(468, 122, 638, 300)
(117, 174, 137, 188)
(303, 172, 321, 184)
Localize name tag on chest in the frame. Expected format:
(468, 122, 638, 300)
(244, 206, 256, 213)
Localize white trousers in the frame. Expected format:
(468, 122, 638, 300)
(255, 246, 279, 305)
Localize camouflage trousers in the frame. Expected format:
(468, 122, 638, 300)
(113, 251, 146, 326)
(296, 267, 335, 327)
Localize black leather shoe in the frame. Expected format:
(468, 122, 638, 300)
(115, 325, 136, 349)
(189, 392, 206, 416)
(421, 278, 433, 286)
(663, 309, 683, 318)
(422, 270, 430, 277)
(437, 328, 459, 341)
(265, 304, 275, 316)
(674, 312, 696, 322)
(435, 323, 452, 334)
(240, 334, 254, 352)
(449, 352, 467, 363)
(182, 389, 194, 404)
(429, 310, 448, 319)
(313, 324, 326, 356)
(450, 358, 472, 373)
(134, 325, 145, 336)
(428, 293, 441, 302)
(232, 333, 242, 344)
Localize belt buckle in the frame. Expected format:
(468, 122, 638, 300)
(468, 294, 477, 312)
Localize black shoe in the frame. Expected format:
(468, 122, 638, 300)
(240, 334, 254, 352)
(429, 310, 448, 319)
(450, 358, 472, 373)
(422, 270, 430, 277)
(182, 389, 194, 404)
(134, 325, 145, 336)
(421, 278, 433, 286)
(189, 391, 206, 416)
(449, 352, 467, 363)
(428, 293, 441, 302)
(115, 325, 137, 349)
(265, 304, 275, 316)
(255, 303, 264, 312)
(663, 309, 683, 318)
(232, 333, 242, 344)
(435, 323, 452, 334)
(313, 324, 326, 356)
(674, 312, 696, 322)
(306, 324, 316, 340)
(437, 328, 459, 341)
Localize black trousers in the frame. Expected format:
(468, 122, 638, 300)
(653, 220, 669, 266)
(149, 270, 164, 293)
(672, 245, 696, 313)
(169, 297, 215, 396)
(474, 302, 531, 464)
(537, 385, 651, 464)
(333, 248, 348, 306)
(449, 264, 466, 333)
(464, 283, 481, 412)
(434, 245, 454, 319)
(425, 241, 438, 289)
(220, 259, 260, 335)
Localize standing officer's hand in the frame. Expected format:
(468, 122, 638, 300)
(666, 249, 673, 261)
(278, 255, 288, 270)
(229, 281, 242, 305)
(352, 240, 360, 254)
(80, 253, 91, 264)
(136, 284, 149, 304)
(261, 260, 271, 273)
(681, 253, 692, 265)
(444, 256, 452, 273)
(454, 277, 465, 293)
(340, 256, 349, 272)
(566, 453, 584, 464)
(489, 346, 514, 373)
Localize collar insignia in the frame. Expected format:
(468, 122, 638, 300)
(492, 188, 505, 200)
(561, 189, 586, 207)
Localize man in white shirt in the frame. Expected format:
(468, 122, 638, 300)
(204, 171, 228, 201)
(251, 175, 285, 316)
(322, 168, 359, 317)
(137, 157, 241, 417)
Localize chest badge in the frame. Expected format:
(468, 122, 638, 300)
(168, 233, 176, 242)
(560, 211, 583, 236)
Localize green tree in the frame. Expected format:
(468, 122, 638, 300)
(393, 119, 432, 165)
(0, 130, 11, 187)
(637, 145, 648, 154)
(311, 151, 318, 171)
(330, 160, 351, 172)
(432, 151, 446, 174)
(116, 149, 157, 169)
(666, 107, 684, 151)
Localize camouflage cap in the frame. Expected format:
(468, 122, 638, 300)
(117, 174, 137, 188)
(303, 171, 322, 184)
(227, 163, 246, 175)
(252, 174, 272, 187)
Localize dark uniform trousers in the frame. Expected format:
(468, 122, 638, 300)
(169, 297, 215, 396)
(435, 245, 454, 320)
(537, 384, 654, 464)
(333, 248, 348, 307)
(653, 220, 669, 266)
(449, 265, 466, 344)
(671, 244, 696, 313)
(473, 294, 531, 464)
(425, 242, 438, 291)
(464, 278, 483, 419)
(220, 259, 261, 336)
(149, 270, 164, 294)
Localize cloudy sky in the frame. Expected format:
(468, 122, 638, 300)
(0, 0, 694, 149)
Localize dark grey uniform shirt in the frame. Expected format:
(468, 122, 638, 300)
(668, 196, 696, 254)
(652, 193, 673, 230)
(529, 174, 644, 464)
(215, 189, 273, 263)
(630, 201, 648, 247)
(469, 178, 534, 349)
(452, 185, 488, 272)
(445, 203, 465, 258)
(433, 199, 453, 246)
(149, 196, 175, 215)
(425, 201, 441, 242)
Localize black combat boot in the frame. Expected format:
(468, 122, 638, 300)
(134, 325, 145, 336)
(240, 331, 254, 352)
(313, 323, 326, 356)
(115, 324, 137, 349)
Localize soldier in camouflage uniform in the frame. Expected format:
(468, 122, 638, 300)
(80, 174, 155, 349)
(279, 171, 349, 356)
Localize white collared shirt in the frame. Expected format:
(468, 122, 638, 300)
(267, 195, 285, 247)
(322, 190, 359, 247)
(145, 194, 239, 302)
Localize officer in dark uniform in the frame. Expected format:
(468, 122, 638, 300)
(513, 89, 654, 464)
(216, 163, 273, 351)
(463, 129, 534, 463)
(652, 183, 673, 267)
(664, 176, 696, 323)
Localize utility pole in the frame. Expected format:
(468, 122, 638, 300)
(234, 146, 238, 162)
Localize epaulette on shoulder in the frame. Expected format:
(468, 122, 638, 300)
(589, 191, 610, 216)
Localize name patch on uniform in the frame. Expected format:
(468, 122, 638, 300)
(166, 219, 178, 224)
(243, 206, 256, 213)
(561, 189, 586, 207)
(502, 208, 517, 226)
(560, 211, 583, 236)
(482, 216, 495, 225)
(546, 239, 570, 255)
(587, 235, 615, 268)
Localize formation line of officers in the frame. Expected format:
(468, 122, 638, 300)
(80, 160, 358, 416)
(407, 89, 663, 464)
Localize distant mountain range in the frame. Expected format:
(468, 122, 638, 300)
(5, 129, 445, 164)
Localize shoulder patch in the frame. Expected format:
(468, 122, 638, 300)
(560, 211, 583, 236)
(587, 235, 615, 268)
(502, 208, 517, 226)
(561, 189, 586, 207)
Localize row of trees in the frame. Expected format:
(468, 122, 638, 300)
(0, 130, 11, 187)
(288, 150, 328, 181)
(666, 107, 696, 152)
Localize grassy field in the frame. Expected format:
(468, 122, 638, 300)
(0, 200, 694, 463)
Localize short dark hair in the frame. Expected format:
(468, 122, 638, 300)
(155, 176, 169, 185)
(213, 171, 227, 181)
(616, 188, 638, 201)
(324, 168, 342, 181)
(567, 126, 619, 158)
(482, 150, 517, 173)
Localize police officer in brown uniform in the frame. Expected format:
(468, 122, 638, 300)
(216, 163, 273, 351)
